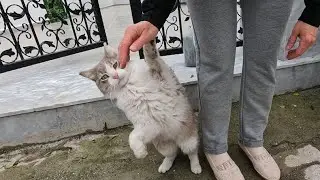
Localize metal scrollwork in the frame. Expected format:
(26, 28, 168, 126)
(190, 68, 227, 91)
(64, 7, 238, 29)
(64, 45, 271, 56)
(155, 0, 187, 51)
(153, 0, 243, 55)
(236, 0, 243, 46)
(0, 0, 107, 70)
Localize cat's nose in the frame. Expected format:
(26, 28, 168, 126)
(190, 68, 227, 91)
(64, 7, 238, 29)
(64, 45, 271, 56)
(113, 72, 119, 79)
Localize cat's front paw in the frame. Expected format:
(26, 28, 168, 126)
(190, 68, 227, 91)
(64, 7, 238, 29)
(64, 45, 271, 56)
(133, 146, 148, 159)
(191, 163, 202, 174)
(158, 160, 174, 173)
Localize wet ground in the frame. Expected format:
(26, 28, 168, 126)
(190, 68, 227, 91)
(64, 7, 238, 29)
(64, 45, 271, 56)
(0, 87, 319, 180)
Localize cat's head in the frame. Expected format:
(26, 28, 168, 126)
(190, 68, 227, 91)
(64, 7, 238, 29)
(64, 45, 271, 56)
(80, 43, 127, 94)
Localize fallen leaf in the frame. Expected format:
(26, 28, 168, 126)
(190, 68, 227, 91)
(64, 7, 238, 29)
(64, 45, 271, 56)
(0, 162, 7, 169)
(106, 134, 119, 141)
(5, 154, 23, 168)
(51, 151, 57, 156)
(33, 158, 46, 166)
(16, 159, 38, 167)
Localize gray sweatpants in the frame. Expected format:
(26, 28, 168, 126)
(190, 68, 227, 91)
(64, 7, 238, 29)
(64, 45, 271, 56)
(187, 0, 293, 154)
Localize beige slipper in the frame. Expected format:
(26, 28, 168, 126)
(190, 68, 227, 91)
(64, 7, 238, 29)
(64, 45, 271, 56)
(205, 153, 245, 180)
(239, 144, 280, 180)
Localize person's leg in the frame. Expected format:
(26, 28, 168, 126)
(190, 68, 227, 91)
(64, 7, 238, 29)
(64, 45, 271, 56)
(187, 0, 236, 156)
(240, 0, 293, 179)
(240, 0, 293, 150)
(187, 1, 244, 179)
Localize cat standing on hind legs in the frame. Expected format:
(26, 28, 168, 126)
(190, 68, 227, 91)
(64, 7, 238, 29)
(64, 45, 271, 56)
(79, 40, 202, 174)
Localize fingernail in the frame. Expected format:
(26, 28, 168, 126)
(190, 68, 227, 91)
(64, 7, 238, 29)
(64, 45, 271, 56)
(286, 45, 290, 50)
(130, 45, 137, 52)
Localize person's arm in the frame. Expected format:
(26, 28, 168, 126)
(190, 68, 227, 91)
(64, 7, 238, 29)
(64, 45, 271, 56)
(141, 0, 177, 30)
(299, 0, 320, 27)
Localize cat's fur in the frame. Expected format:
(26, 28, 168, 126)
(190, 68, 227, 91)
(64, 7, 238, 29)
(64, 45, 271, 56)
(79, 41, 202, 174)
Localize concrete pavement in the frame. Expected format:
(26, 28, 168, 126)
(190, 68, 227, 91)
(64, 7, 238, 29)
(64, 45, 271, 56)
(0, 87, 319, 180)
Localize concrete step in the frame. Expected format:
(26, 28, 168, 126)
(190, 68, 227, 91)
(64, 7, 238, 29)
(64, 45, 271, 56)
(0, 47, 319, 148)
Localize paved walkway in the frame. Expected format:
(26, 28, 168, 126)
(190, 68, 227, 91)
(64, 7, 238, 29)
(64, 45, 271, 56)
(0, 87, 319, 180)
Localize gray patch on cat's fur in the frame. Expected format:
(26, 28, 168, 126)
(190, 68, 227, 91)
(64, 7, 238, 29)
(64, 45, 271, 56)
(143, 40, 164, 80)
(79, 45, 118, 95)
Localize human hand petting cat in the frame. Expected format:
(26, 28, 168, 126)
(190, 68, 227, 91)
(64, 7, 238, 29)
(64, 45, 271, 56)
(119, 21, 159, 69)
(286, 20, 318, 60)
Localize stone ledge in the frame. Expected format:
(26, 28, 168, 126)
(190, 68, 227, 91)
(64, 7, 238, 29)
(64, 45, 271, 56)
(0, 99, 130, 148)
(1, 52, 320, 148)
(0, 52, 195, 119)
(1, 48, 320, 119)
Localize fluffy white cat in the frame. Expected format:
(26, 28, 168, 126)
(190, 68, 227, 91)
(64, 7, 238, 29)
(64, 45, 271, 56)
(80, 40, 202, 174)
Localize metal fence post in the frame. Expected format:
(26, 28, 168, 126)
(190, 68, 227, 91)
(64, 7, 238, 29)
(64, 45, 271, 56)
(129, 0, 144, 59)
(91, 0, 108, 44)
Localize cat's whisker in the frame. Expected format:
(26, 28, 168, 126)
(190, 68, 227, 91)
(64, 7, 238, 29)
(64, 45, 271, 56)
(109, 92, 113, 104)
(109, 85, 116, 106)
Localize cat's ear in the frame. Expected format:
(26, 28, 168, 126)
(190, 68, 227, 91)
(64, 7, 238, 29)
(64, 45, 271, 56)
(79, 68, 97, 81)
(103, 42, 117, 58)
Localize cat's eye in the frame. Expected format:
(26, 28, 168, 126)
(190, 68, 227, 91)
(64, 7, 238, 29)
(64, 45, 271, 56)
(100, 74, 109, 81)
(113, 62, 118, 69)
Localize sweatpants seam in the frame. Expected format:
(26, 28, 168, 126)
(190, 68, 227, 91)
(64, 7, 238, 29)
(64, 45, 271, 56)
(191, 18, 209, 152)
(239, 0, 247, 142)
(192, 20, 202, 111)
(239, 49, 247, 140)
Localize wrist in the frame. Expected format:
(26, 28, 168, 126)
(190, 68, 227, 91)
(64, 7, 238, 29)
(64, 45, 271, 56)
(299, 6, 320, 28)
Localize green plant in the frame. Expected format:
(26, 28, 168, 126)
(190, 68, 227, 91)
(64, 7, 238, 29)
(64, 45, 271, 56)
(44, 0, 67, 23)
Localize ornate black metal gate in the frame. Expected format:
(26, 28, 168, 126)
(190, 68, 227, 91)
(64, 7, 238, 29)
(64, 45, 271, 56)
(0, 0, 107, 73)
(130, 0, 243, 59)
